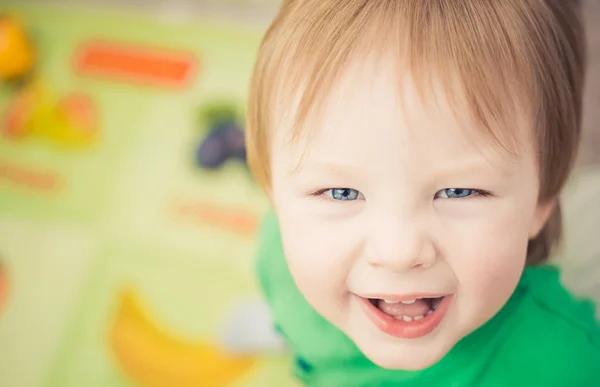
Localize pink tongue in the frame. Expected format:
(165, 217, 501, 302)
(377, 299, 431, 318)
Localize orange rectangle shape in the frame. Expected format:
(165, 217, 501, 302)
(74, 41, 198, 88)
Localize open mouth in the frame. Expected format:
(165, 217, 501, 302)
(368, 296, 444, 322)
(359, 294, 452, 339)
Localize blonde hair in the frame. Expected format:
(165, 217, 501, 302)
(246, 0, 586, 264)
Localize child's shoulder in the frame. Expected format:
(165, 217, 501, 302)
(520, 265, 600, 346)
(490, 265, 600, 385)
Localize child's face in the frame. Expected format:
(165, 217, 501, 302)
(269, 59, 552, 370)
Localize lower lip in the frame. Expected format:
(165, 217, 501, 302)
(357, 295, 453, 339)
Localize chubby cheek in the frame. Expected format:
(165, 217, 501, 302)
(449, 207, 531, 326)
(275, 202, 358, 319)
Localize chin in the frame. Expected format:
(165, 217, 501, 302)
(360, 343, 450, 371)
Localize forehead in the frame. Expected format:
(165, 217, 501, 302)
(271, 57, 531, 176)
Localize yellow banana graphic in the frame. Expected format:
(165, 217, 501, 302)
(110, 288, 256, 387)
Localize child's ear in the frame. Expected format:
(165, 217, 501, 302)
(529, 199, 557, 239)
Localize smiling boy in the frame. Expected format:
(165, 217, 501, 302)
(245, 1, 600, 385)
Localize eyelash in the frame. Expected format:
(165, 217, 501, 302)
(436, 189, 492, 200)
(309, 188, 359, 201)
(309, 188, 493, 200)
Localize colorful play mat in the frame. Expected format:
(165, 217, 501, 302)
(0, 2, 298, 386)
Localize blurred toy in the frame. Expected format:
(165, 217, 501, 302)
(2, 80, 99, 147)
(110, 288, 256, 387)
(2, 81, 35, 140)
(0, 14, 35, 84)
(195, 103, 247, 170)
(46, 92, 98, 145)
(219, 298, 287, 355)
(0, 14, 99, 147)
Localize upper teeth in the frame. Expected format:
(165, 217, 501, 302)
(383, 299, 417, 304)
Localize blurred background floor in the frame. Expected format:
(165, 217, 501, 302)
(0, 2, 294, 386)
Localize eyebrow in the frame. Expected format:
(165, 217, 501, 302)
(429, 158, 516, 181)
(292, 157, 516, 182)
(290, 159, 359, 179)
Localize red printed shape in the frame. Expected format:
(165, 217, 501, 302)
(74, 40, 198, 88)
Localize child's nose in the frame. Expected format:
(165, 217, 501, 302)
(366, 212, 436, 272)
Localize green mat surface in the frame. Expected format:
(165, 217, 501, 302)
(0, 3, 297, 386)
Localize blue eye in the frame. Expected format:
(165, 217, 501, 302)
(436, 188, 485, 199)
(442, 188, 472, 199)
(325, 188, 361, 201)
